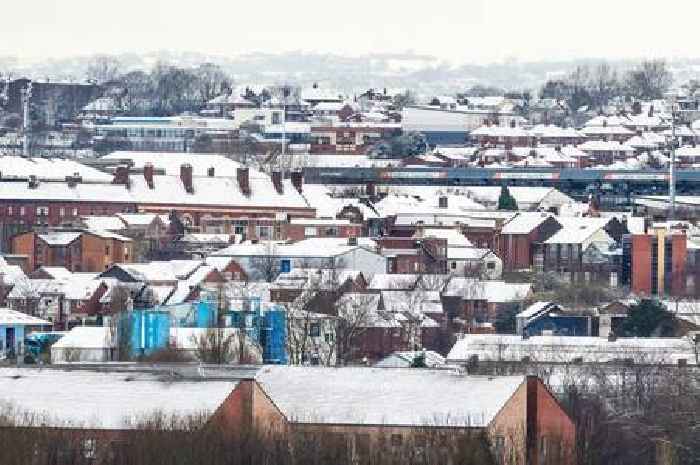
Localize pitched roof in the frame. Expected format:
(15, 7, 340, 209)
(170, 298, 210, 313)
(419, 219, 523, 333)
(500, 212, 554, 235)
(443, 279, 531, 302)
(447, 334, 698, 365)
(0, 308, 51, 326)
(255, 366, 525, 427)
(0, 156, 111, 181)
(0, 367, 238, 429)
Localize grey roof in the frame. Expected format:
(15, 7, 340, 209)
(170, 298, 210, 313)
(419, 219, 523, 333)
(255, 366, 525, 427)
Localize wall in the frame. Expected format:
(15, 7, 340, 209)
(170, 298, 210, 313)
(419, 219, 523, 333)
(11, 232, 35, 271)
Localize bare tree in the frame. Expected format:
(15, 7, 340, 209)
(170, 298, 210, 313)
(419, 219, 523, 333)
(334, 292, 377, 365)
(248, 241, 279, 282)
(193, 327, 239, 364)
(85, 55, 122, 83)
(625, 59, 673, 100)
(285, 273, 338, 366)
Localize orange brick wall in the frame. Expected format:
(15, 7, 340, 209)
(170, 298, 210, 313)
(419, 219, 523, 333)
(11, 232, 36, 271)
(631, 235, 652, 295)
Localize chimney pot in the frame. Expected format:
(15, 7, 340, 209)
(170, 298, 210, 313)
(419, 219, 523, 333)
(366, 182, 376, 198)
(271, 171, 283, 194)
(180, 164, 194, 194)
(113, 165, 130, 186)
(290, 171, 303, 193)
(144, 163, 155, 189)
(237, 167, 251, 196)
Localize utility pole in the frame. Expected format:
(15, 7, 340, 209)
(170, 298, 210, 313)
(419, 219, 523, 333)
(669, 98, 677, 219)
(21, 81, 32, 158)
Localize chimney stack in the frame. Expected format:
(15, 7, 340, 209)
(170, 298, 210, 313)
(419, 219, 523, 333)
(438, 196, 448, 208)
(180, 164, 194, 194)
(271, 171, 283, 194)
(113, 165, 130, 186)
(144, 163, 155, 189)
(207, 167, 215, 177)
(237, 167, 251, 196)
(28, 175, 39, 189)
(290, 171, 303, 193)
(65, 172, 82, 188)
(366, 182, 376, 198)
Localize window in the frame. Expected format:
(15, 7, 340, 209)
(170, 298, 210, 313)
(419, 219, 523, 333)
(391, 434, 402, 447)
(81, 438, 97, 459)
(323, 227, 338, 236)
(451, 261, 457, 270)
(304, 227, 318, 237)
(256, 225, 272, 240)
(19, 207, 25, 215)
(280, 259, 291, 273)
(7, 206, 12, 215)
(309, 322, 320, 338)
(59, 207, 65, 216)
(324, 332, 334, 343)
(37, 206, 49, 216)
(105, 246, 110, 255)
(487, 262, 496, 270)
(72, 207, 79, 216)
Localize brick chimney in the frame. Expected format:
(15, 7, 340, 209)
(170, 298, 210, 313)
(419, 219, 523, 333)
(237, 167, 251, 196)
(290, 171, 303, 193)
(271, 171, 283, 194)
(366, 182, 376, 198)
(113, 165, 130, 185)
(180, 164, 194, 194)
(144, 163, 155, 189)
(65, 172, 82, 188)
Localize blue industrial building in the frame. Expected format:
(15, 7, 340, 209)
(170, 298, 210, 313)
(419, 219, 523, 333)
(0, 309, 51, 359)
(124, 295, 287, 363)
(517, 302, 593, 337)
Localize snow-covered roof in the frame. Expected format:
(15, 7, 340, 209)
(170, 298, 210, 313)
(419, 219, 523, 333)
(517, 301, 556, 320)
(442, 279, 531, 302)
(0, 308, 51, 326)
(500, 212, 553, 235)
(38, 232, 82, 246)
(52, 326, 113, 350)
(214, 238, 368, 259)
(577, 140, 635, 152)
(255, 366, 525, 427)
(0, 170, 313, 211)
(374, 350, 446, 368)
(368, 273, 420, 290)
(529, 124, 584, 139)
(464, 186, 572, 208)
(302, 87, 343, 103)
(417, 228, 473, 247)
(116, 213, 164, 227)
(544, 217, 611, 245)
(0, 367, 238, 429)
(0, 156, 111, 182)
(447, 247, 493, 261)
(80, 216, 126, 232)
(102, 152, 268, 179)
(447, 334, 698, 365)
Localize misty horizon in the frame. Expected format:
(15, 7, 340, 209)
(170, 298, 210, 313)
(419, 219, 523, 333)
(3, 0, 700, 64)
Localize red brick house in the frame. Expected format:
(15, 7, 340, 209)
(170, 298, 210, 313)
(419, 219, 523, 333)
(498, 213, 562, 272)
(11, 230, 133, 272)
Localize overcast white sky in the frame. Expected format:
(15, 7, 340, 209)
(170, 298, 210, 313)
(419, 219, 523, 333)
(2, 0, 697, 63)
